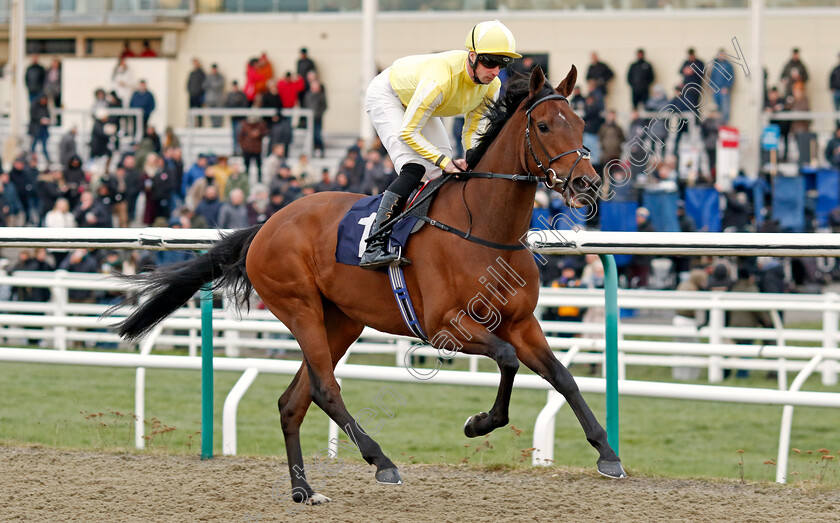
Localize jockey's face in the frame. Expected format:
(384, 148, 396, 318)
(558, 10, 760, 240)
(468, 52, 503, 84)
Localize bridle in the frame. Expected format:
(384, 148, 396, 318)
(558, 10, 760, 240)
(524, 93, 592, 192)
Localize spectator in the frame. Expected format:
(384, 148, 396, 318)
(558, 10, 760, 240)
(162, 147, 184, 208)
(129, 80, 156, 132)
(203, 64, 226, 128)
(63, 154, 86, 208)
(726, 265, 773, 379)
(244, 58, 264, 105)
(627, 48, 654, 109)
(111, 59, 134, 112)
(12, 249, 54, 315)
(163, 126, 181, 150)
(598, 110, 625, 168)
(141, 153, 173, 226)
(314, 168, 340, 193)
(679, 48, 704, 110)
(139, 39, 157, 58)
(586, 52, 614, 96)
(268, 114, 293, 163)
(187, 58, 207, 127)
(59, 126, 78, 169)
(677, 200, 696, 232)
(261, 83, 283, 129)
(277, 71, 305, 109)
(224, 162, 249, 200)
(297, 47, 317, 103)
(25, 54, 46, 102)
(668, 85, 694, 151)
(106, 90, 124, 145)
(225, 81, 250, 155)
(28, 94, 51, 164)
(59, 249, 100, 303)
(44, 197, 76, 228)
(91, 88, 109, 120)
(303, 79, 328, 158)
(267, 188, 286, 216)
(89, 109, 113, 164)
(788, 83, 811, 136)
(119, 40, 135, 59)
(781, 48, 808, 97)
(246, 185, 270, 225)
(765, 87, 791, 161)
(0, 170, 24, 226)
(44, 58, 62, 124)
(9, 155, 40, 225)
(37, 168, 69, 221)
(263, 144, 288, 183)
(181, 154, 208, 199)
(218, 188, 250, 229)
(569, 85, 586, 114)
(195, 184, 223, 227)
(255, 52, 274, 97)
(702, 109, 723, 175)
(73, 191, 110, 228)
(100, 168, 129, 227)
(204, 156, 231, 197)
(238, 115, 269, 182)
(636, 206, 654, 232)
(710, 50, 735, 124)
(826, 127, 840, 170)
(582, 90, 604, 166)
(830, 53, 840, 129)
(120, 154, 142, 223)
(290, 153, 313, 185)
(721, 191, 751, 232)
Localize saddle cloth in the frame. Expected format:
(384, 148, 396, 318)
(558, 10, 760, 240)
(335, 179, 441, 267)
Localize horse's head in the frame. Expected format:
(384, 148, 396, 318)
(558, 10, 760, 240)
(523, 66, 601, 208)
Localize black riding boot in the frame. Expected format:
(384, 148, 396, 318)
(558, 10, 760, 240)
(359, 190, 411, 269)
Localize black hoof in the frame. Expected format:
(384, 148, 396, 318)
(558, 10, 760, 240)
(463, 412, 492, 438)
(597, 460, 627, 479)
(375, 467, 403, 485)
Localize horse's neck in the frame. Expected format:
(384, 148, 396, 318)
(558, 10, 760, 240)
(464, 121, 537, 244)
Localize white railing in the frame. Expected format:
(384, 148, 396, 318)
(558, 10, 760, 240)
(2, 228, 840, 485)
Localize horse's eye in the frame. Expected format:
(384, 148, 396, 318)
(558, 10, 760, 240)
(537, 122, 549, 133)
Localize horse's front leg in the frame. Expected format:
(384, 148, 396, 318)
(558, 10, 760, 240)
(509, 316, 626, 478)
(441, 328, 519, 438)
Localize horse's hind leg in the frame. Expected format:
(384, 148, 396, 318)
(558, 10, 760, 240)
(510, 317, 626, 478)
(455, 330, 520, 438)
(270, 297, 401, 486)
(277, 303, 366, 504)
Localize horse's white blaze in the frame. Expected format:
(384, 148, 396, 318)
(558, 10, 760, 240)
(557, 111, 567, 121)
(307, 493, 331, 505)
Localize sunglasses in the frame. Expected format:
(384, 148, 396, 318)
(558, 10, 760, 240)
(476, 54, 512, 69)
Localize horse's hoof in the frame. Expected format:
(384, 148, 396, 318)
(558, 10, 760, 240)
(375, 467, 403, 485)
(463, 412, 490, 438)
(597, 460, 627, 479)
(306, 492, 332, 505)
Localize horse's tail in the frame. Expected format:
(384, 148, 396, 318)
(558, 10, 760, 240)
(110, 224, 263, 341)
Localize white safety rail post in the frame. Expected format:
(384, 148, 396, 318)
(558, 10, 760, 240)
(776, 354, 824, 484)
(222, 367, 260, 456)
(135, 324, 163, 450)
(821, 293, 839, 386)
(707, 294, 725, 383)
(52, 270, 68, 351)
(223, 297, 240, 357)
(532, 346, 580, 466)
(327, 351, 353, 456)
(770, 310, 788, 390)
(395, 339, 410, 368)
(187, 300, 199, 357)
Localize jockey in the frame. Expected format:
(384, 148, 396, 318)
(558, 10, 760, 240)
(360, 20, 521, 269)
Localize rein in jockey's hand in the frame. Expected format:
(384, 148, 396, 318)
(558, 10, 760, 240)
(444, 158, 468, 173)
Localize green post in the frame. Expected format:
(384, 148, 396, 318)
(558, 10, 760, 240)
(598, 254, 619, 456)
(200, 283, 214, 459)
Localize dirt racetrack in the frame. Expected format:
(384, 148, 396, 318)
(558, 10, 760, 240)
(2, 445, 839, 522)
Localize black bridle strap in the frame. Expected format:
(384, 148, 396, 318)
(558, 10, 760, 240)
(415, 215, 527, 251)
(524, 93, 591, 191)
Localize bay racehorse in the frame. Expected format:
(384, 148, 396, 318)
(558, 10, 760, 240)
(111, 65, 625, 505)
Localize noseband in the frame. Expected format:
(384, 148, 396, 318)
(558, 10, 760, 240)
(524, 94, 592, 191)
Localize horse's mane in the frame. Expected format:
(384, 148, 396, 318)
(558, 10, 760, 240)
(467, 74, 555, 170)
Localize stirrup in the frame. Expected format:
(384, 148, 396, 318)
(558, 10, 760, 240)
(360, 241, 411, 270)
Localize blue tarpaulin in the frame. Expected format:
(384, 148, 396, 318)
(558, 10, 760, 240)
(598, 200, 637, 267)
(684, 187, 722, 232)
(642, 190, 680, 232)
(816, 168, 840, 228)
(772, 176, 806, 232)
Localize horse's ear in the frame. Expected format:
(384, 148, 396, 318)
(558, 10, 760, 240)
(529, 65, 546, 97)
(555, 65, 577, 98)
